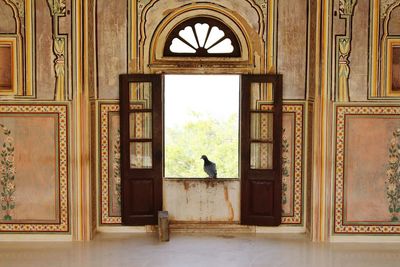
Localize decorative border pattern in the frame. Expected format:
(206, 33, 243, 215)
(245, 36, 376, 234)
(0, 104, 69, 232)
(282, 104, 304, 225)
(99, 102, 304, 225)
(334, 105, 400, 234)
(99, 103, 121, 224)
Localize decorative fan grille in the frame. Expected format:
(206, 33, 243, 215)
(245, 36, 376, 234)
(164, 17, 241, 57)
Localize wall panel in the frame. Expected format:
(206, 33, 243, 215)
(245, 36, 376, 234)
(98, 101, 306, 226)
(0, 103, 70, 233)
(333, 105, 400, 235)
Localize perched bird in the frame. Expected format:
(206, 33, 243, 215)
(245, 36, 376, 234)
(200, 155, 217, 178)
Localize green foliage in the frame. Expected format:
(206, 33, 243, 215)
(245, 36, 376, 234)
(165, 112, 238, 178)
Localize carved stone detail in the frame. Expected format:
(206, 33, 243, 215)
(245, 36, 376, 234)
(47, 0, 68, 101)
(47, 0, 66, 15)
(54, 37, 66, 100)
(339, 0, 356, 16)
(338, 38, 351, 101)
(336, 0, 358, 102)
(5, 0, 24, 18)
(381, 0, 400, 18)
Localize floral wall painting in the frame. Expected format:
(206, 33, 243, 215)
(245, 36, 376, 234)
(386, 128, 400, 222)
(113, 129, 121, 208)
(100, 103, 122, 224)
(281, 119, 293, 216)
(282, 128, 289, 208)
(334, 106, 400, 234)
(0, 104, 69, 232)
(0, 123, 15, 221)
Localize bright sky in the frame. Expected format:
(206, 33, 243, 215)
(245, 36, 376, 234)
(164, 75, 240, 127)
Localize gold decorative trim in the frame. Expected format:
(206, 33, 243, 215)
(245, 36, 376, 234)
(0, 104, 69, 232)
(334, 105, 400, 234)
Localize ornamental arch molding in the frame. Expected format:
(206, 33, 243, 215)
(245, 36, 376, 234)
(144, 4, 261, 73)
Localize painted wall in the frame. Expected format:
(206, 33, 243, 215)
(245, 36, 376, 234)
(0, 0, 74, 239)
(4, 0, 399, 241)
(95, 0, 311, 231)
(328, 1, 400, 239)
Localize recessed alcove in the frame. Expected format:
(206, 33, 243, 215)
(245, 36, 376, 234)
(392, 45, 400, 91)
(0, 42, 12, 92)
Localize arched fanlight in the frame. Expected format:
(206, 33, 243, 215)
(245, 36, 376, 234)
(164, 17, 241, 57)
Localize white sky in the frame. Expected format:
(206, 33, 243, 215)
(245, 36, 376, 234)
(164, 75, 240, 127)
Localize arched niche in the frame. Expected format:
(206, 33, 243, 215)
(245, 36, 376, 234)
(140, 2, 265, 74)
(0, 0, 16, 34)
(0, 0, 35, 97)
(380, 2, 400, 97)
(388, 5, 400, 35)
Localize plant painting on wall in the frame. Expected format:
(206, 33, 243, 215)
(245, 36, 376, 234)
(0, 123, 15, 221)
(386, 128, 400, 222)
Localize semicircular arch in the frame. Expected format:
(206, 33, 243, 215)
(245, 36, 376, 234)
(146, 4, 261, 73)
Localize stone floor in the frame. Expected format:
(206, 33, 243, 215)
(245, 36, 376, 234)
(1, 233, 400, 267)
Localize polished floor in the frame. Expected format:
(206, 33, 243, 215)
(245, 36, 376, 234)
(1, 233, 400, 267)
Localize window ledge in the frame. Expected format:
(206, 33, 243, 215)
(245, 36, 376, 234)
(163, 177, 240, 182)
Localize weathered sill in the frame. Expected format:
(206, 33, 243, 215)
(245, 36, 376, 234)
(164, 177, 240, 182)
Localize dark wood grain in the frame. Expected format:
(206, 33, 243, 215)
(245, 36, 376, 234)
(120, 74, 162, 226)
(241, 74, 283, 226)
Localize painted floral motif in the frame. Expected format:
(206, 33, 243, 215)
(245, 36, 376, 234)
(113, 129, 121, 207)
(339, 0, 357, 16)
(282, 128, 290, 207)
(386, 128, 400, 222)
(0, 124, 16, 221)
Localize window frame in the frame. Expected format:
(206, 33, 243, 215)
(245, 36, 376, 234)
(163, 17, 242, 58)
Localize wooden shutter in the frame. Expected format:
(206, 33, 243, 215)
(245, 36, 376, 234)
(240, 74, 283, 226)
(119, 74, 162, 225)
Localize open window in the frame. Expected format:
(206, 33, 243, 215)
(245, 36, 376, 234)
(164, 74, 240, 179)
(120, 74, 282, 226)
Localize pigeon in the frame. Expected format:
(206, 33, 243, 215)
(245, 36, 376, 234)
(200, 155, 217, 178)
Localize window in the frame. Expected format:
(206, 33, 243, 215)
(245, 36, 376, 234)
(164, 75, 239, 178)
(164, 17, 241, 57)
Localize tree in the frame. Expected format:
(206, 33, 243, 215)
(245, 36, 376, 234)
(165, 112, 238, 178)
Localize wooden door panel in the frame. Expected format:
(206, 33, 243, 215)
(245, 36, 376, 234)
(120, 74, 162, 226)
(249, 180, 274, 215)
(241, 74, 282, 226)
(125, 179, 154, 215)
